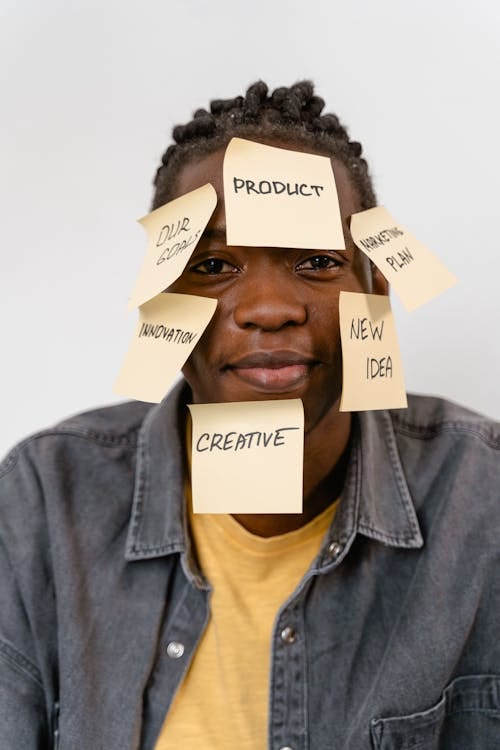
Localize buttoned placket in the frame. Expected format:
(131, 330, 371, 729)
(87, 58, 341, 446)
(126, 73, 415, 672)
(267, 533, 350, 750)
(137, 568, 211, 749)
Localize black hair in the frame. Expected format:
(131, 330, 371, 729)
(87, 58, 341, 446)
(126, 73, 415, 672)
(152, 80, 376, 210)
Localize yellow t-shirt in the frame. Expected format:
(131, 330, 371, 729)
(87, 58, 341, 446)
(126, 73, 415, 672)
(154, 498, 338, 749)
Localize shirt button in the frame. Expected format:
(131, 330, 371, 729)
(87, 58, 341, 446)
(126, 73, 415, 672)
(166, 641, 185, 659)
(280, 626, 296, 644)
(327, 541, 343, 560)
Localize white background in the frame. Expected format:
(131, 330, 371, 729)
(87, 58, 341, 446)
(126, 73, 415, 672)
(1, 0, 499, 457)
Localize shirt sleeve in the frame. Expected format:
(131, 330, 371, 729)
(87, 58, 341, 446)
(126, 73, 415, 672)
(0, 450, 51, 748)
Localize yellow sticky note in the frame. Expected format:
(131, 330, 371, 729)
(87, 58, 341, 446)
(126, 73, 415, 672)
(349, 206, 456, 311)
(339, 292, 407, 412)
(223, 137, 345, 250)
(114, 292, 217, 403)
(128, 184, 217, 310)
(188, 399, 304, 514)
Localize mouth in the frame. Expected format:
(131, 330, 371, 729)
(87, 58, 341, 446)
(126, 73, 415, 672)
(224, 351, 318, 392)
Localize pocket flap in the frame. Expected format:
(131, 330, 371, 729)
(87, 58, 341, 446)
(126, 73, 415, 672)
(370, 675, 500, 749)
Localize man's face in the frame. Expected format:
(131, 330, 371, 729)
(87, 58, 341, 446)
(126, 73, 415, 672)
(168, 141, 387, 433)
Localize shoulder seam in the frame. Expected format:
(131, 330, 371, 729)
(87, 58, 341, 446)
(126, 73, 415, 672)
(392, 419, 500, 450)
(0, 426, 141, 479)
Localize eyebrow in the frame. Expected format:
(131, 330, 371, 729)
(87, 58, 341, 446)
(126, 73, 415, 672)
(200, 227, 352, 255)
(202, 227, 227, 241)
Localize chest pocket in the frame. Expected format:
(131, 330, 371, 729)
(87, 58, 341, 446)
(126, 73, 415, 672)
(370, 675, 500, 749)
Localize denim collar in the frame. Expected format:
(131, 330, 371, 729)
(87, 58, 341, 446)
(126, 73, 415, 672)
(125, 381, 423, 562)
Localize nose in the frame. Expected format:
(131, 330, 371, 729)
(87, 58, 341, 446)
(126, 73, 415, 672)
(232, 263, 307, 331)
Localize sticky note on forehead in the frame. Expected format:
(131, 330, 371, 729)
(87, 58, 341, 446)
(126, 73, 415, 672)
(223, 138, 345, 250)
(350, 206, 457, 311)
(128, 184, 217, 310)
(188, 399, 304, 514)
(114, 292, 217, 403)
(339, 292, 407, 412)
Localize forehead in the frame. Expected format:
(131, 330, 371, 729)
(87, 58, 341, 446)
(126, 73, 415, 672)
(172, 139, 362, 227)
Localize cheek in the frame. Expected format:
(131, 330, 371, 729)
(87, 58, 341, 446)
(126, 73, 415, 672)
(165, 276, 191, 295)
(181, 304, 228, 379)
(309, 290, 341, 329)
(181, 342, 213, 402)
(182, 329, 212, 376)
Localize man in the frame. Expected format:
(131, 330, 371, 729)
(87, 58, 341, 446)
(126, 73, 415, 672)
(1, 81, 499, 749)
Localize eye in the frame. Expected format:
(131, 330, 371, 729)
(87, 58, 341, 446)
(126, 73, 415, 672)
(296, 254, 341, 271)
(191, 257, 238, 275)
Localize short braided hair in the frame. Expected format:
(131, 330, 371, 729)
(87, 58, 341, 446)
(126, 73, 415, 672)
(152, 80, 376, 210)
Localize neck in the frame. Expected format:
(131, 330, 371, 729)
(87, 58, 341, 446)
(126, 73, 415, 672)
(232, 409, 352, 537)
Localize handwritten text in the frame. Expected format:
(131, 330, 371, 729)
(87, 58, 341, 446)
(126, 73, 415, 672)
(138, 323, 197, 344)
(195, 427, 300, 452)
(233, 177, 324, 197)
(357, 226, 404, 252)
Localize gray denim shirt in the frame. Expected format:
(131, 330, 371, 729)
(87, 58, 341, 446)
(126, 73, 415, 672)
(1, 380, 499, 749)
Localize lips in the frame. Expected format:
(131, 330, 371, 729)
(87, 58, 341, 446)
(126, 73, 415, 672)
(224, 350, 317, 392)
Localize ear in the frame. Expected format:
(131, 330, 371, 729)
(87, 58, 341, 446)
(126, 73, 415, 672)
(371, 263, 389, 296)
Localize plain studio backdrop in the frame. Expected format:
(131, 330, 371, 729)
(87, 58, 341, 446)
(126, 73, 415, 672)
(1, 0, 499, 457)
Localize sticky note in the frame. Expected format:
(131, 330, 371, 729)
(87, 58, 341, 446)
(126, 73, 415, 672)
(349, 206, 456, 311)
(339, 292, 407, 412)
(114, 292, 217, 403)
(223, 137, 345, 250)
(128, 184, 217, 310)
(188, 399, 304, 514)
